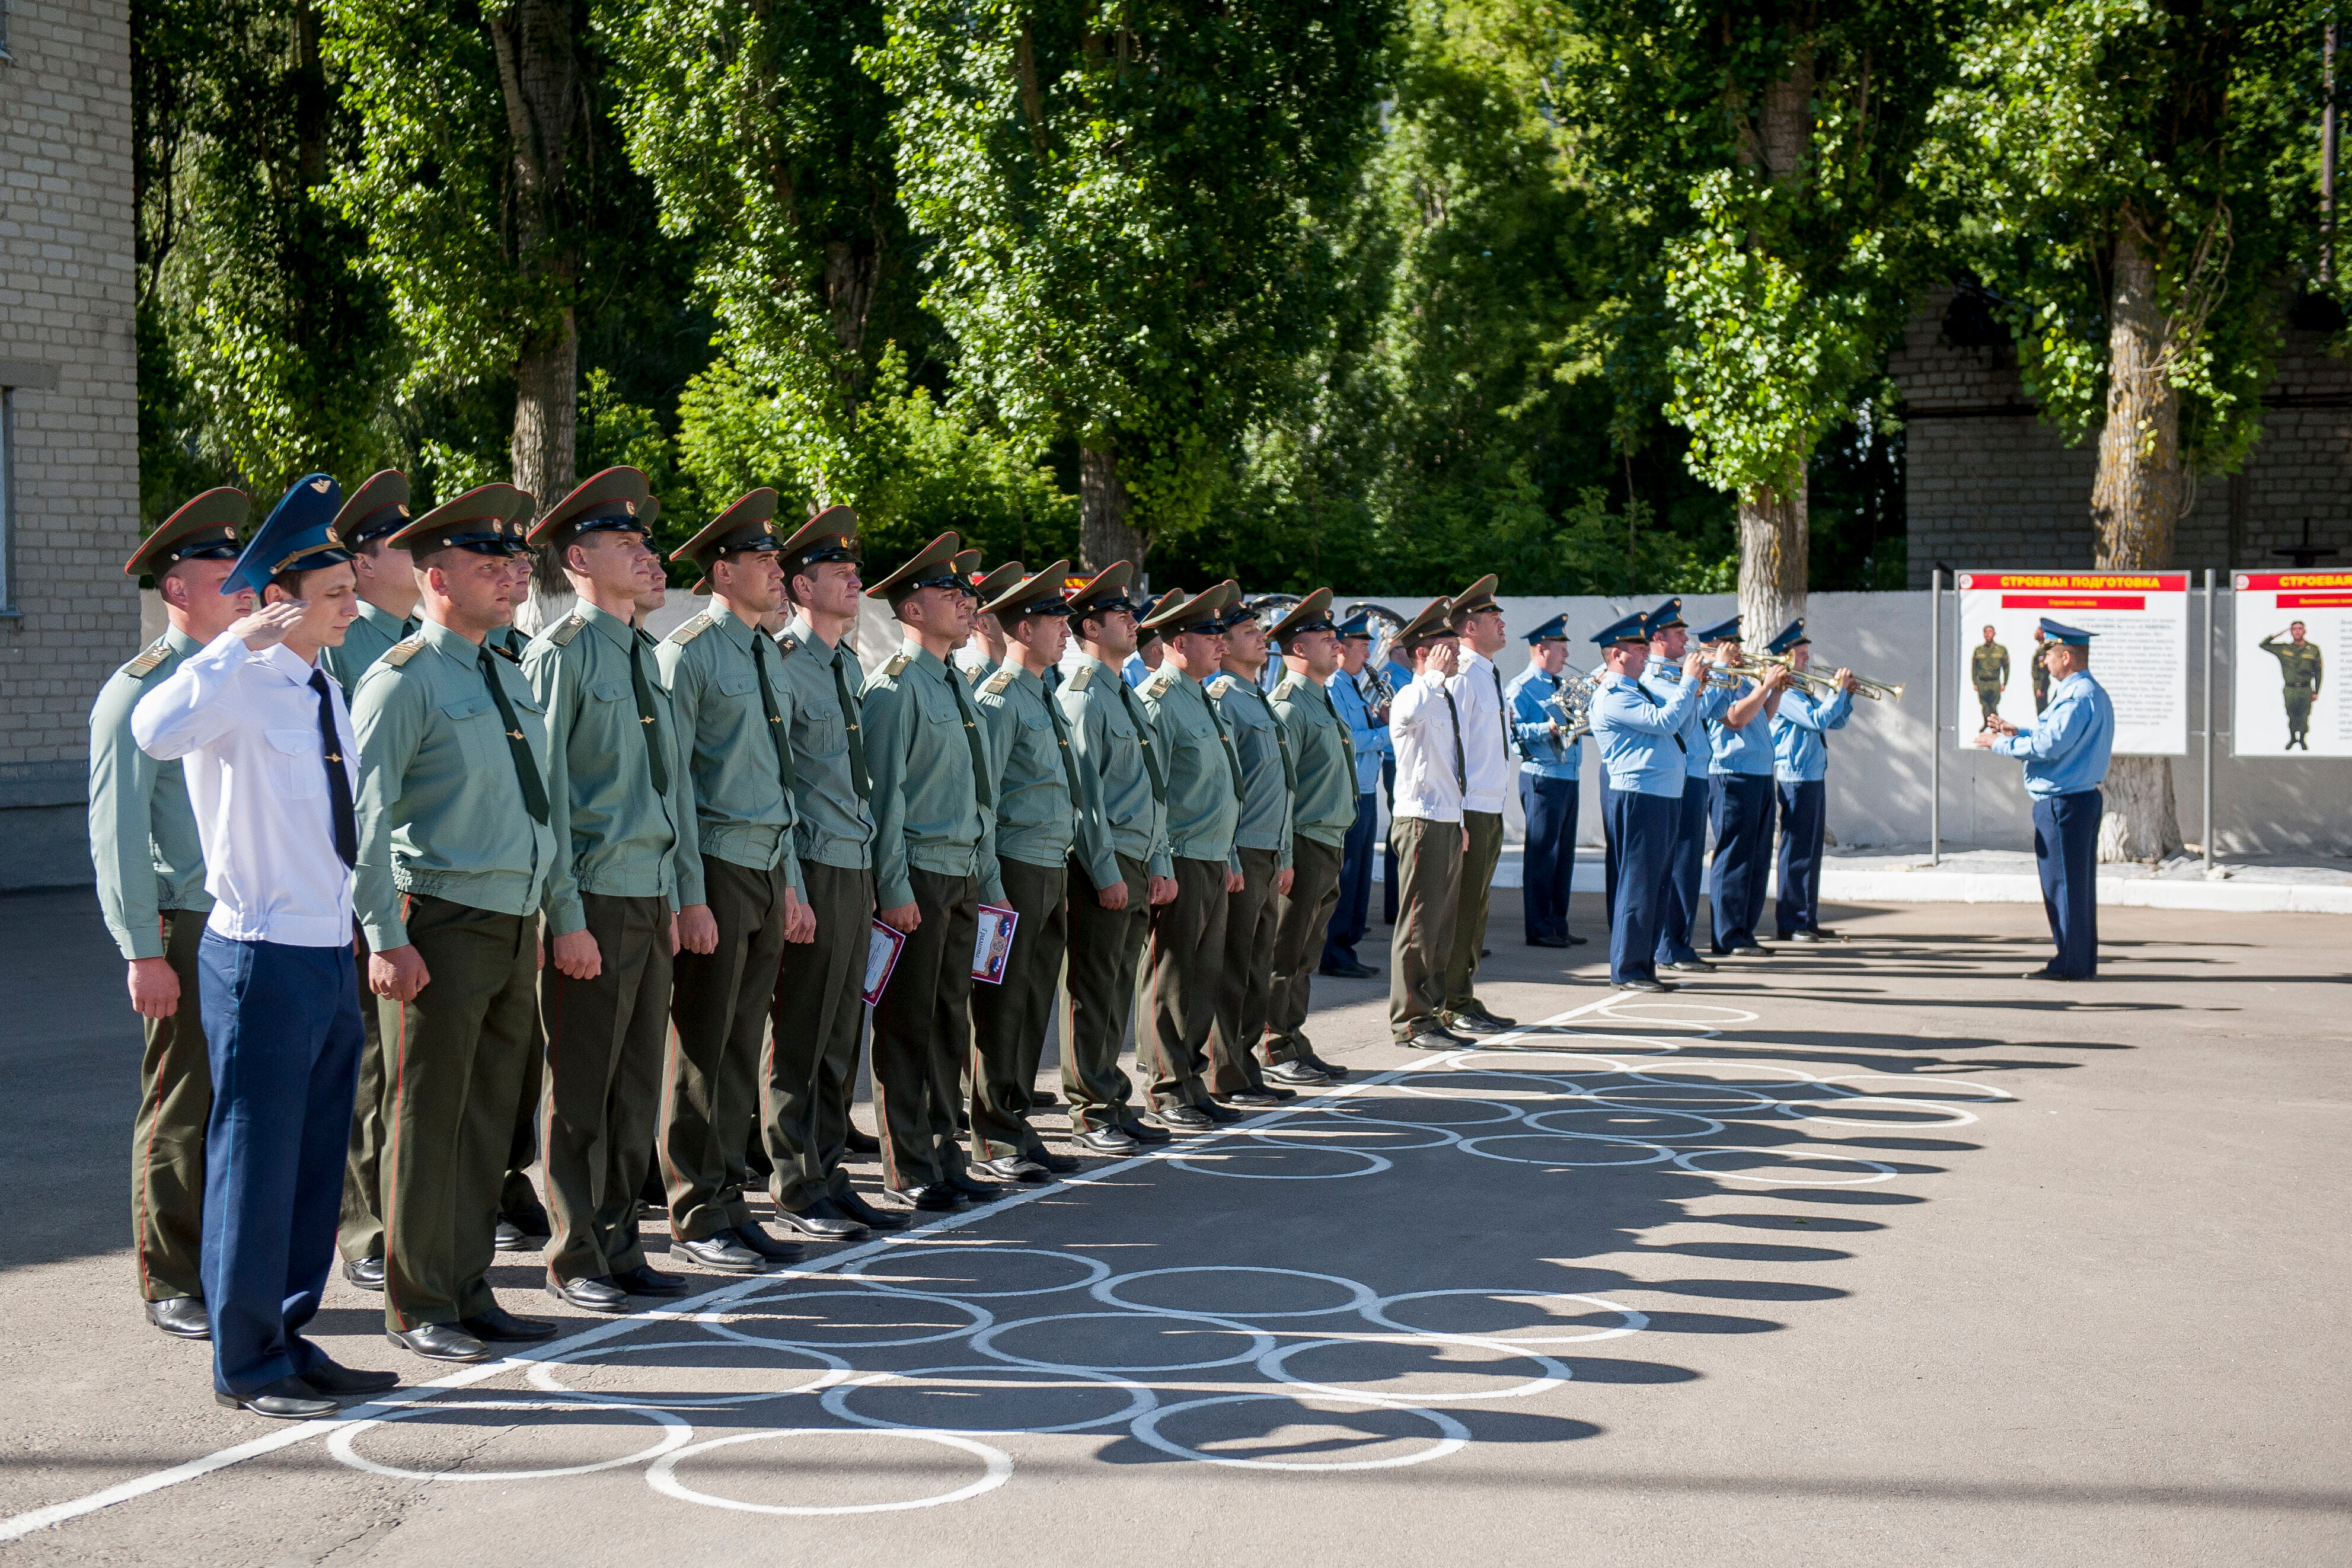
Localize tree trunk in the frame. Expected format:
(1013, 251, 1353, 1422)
(513, 310, 580, 630)
(1080, 445, 1145, 573)
(2089, 224, 2184, 863)
(1738, 478, 1807, 649)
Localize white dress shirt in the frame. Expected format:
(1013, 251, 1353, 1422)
(1446, 649, 1512, 814)
(132, 633, 357, 948)
(1389, 669, 1465, 825)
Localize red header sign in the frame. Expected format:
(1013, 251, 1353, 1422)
(1960, 572, 2188, 593)
(2235, 572, 2352, 593)
(2002, 594, 2144, 611)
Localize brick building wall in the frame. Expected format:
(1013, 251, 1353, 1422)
(1894, 286, 2352, 585)
(0, 0, 145, 889)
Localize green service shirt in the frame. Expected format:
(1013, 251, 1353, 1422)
(1139, 665, 1244, 870)
(523, 603, 699, 937)
(975, 661, 1118, 886)
(1971, 643, 2009, 687)
(657, 603, 806, 906)
(88, 627, 212, 959)
(320, 598, 415, 692)
(352, 617, 560, 949)
(1207, 670, 1294, 871)
(1271, 669, 1359, 849)
(773, 615, 877, 873)
(1057, 656, 1172, 880)
(861, 641, 1002, 909)
(2260, 635, 2324, 691)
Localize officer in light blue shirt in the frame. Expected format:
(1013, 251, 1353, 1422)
(1321, 612, 1389, 976)
(1694, 615, 1789, 956)
(1974, 617, 2114, 980)
(1505, 614, 1587, 949)
(1637, 599, 1732, 970)
(1378, 640, 1415, 922)
(1590, 611, 1706, 989)
(1766, 619, 1853, 940)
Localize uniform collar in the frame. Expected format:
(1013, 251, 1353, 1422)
(417, 615, 492, 663)
(256, 640, 320, 684)
(577, 599, 637, 652)
(354, 599, 410, 636)
(1461, 649, 1495, 673)
(905, 641, 953, 680)
(709, 600, 761, 649)
(164, 623, 203, 656)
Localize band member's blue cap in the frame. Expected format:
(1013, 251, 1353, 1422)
(1644, 598, 1686, 636)
(2038, 618, 2096, 646)
(1523, 614, 1571, 644)
(1765, 618, 1808, 654)
(1692, 614, 1741, 643)
(1591, 611, 1649, 646)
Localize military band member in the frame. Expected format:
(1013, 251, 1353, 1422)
(1387, 598, 1472, 1049)
(351, 484, 560, 1363)
(91, 488, 256, 1339)
(1205, 595, 1295, 1106)
(1320, 613, 1386, 982)
(765, 507, 904, 1238)
(1262, 592, 1355, 1087)
(1440, 577, 1516, 1034)
(131, 475, 402, 1418)
(1972, 625, 2009, 727)
(519, 468, 697, 1311)
(1640, 600, 1731, 973)
(1765, 620, 1853, 942)
(969, 562, 1114, 1178)
(1591, 612, 1707, 991)
(1973, 618, 2114, 980)
(1057, 564, 1176, 1155)
(1505, 614, 1587, 950)
(657, 489, 813, 1271)
(1695, 616, 1789, 957)
(491, 486, 552, 1251)
(2258, 622, 2322, 751)
(1380, 637, 1414, 926)
(863, 533, 1009, 1209)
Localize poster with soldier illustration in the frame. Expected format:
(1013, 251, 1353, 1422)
(1955, 572, 2189, 755)
(2232, 573, 2350, 757)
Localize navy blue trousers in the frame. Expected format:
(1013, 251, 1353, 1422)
(1600, 781, 1618, 924)
(1519, 773, 1580, 941)
(1655, 775, 1710, 963)
(1380, 758, 1399, 923)
(1607, 788, 1680, 985)
(1775, 778, 1827, 935)
(2033, 788, 2103, 979)
(1323, 791, 1379, 967)
(197, 932, 365, 1397)
(1708, 773, 1776, 951)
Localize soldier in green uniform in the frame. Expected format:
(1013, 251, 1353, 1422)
(861, 532, 1009, 1210)
(90, 488, 257, 1340)
(656, 488, 813, 1272)
(764, 506, 905, 1240)
(1056, 563, 1176, 1155)
(2029, 627, 2051, 715)
(959, 558, 1025, 685)
(487, 486, 553, 1253)
(1262, 590, 1355, 1086)
(1204, 596, 1294, 1108)
(1972, 626, 2009, 728)
(1136, 582, 1247, 1131)
(317, 470, 418, 1293)
(519, 467, 699, 1311)
(2260, 622, 2323, 750)
(352, 484, 561, 1364)
(969, 562, 1118, 1180)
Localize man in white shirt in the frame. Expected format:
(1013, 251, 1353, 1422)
(131, 474, 401, 1421)
(1387, 597, 1475, 1050)
(1442, 575, 1518, 1034)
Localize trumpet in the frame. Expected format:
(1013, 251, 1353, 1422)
(1759, 653, 1904, 702)
(1653, 661, 1748, 691)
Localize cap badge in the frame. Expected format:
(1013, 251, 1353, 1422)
(310, 478, 331, 493)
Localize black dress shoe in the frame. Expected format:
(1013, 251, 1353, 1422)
(1447, 1003, 1518, 1033)
(1032, 1090, 1059, 1107)
(1563, 933, 1590, 946)
(146, 1296, 210, 1340)
(1026, 1145, 1080, 1174)
(1218, 1088, 1282, 1109)
(1119, 1118, 1174, 1145)
(342, 1257, 385, 1291)
(2021, 967, 2089, 981)
(1660, 958, 1716, 973)
(1304, 1052, 1351, 1079)
(1528, 934, 1572, 948)
(611, 1263, 689, 1296)
(546, 1276, 631, 1313)
(1073, 1126, 1139, 1156)
(302, 1359, 401, 1397)
(1399, 1028, 1473, 1051)
(1317, 960, 1380, 979)
(833, 1190, 909, 1230)
(499, 1205, 551, 1243)
(843, 1125, 883, 1155)
(493, 1220, 540, 1253)
(1148, 1106, 1213, 1133)
(946, 1170, 1007, 1200)
(1265, 1060, 1332, 1088)
(671, 1234, 767, 1273)
(1259, 1083, 1298, 1101)
(1195, 1100, 1243, 1125)
(459, 1305, 558, 1343)
(970, 1155, 1048, 1183)
(730, 1224, 807, 1262)
(883, 1183, 962, 1211)
(772, 1198, 868, 1240)
(640, 1167, 669, 1208)
(388, 1323, 493, 1363)
(216, 1376, 337, 1420)
(1614, 978, 1674, 993)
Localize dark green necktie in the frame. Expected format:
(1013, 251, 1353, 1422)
(944, 662, 993, 809)
(1113, 678, 1166, 804)
(1203, 682, 1247, 800)
(479, 645, 550, 825)
(1440, 686, 1468, 790)
(629, 632, 670, 796)
(829, 644, 870, 800)
(1042, 682, 1084, 803)
(751, 633, 797, 794)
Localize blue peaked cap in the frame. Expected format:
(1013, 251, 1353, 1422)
(1523, 613, 1571, 644)
(2038, 617, 2096, 646)
(224, 473, 352, 596)
(1337, 612, 1376, 640)
(1692, 614, 1741, 643)
(1590, 611, 1648, 646)
(1644, 598, 1686, 635)
(1764, 618, 1808, 655)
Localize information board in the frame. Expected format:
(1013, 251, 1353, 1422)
(2232, 573, 2352, 757)
(1954, 572, 2189, 755)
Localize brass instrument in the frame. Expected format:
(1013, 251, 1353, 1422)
(1540, 669, 1599, 742)
(1346, 602, 1408, 723)
(1653, 662, 1747, 692)
(1759, 652, 1904, 701)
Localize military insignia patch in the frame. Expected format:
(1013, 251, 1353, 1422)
(881, 650, 913, 677)
(1141, 672, 1175, 700)
(1207, 676, 1235, 700)
(981, 668, 1017, 697)
(381, 635, 427, 668)
(547, 614, 586, 647)
(667, 612, 714, 646)
(1067, 663, 1094, 691)
(121, 638, 173, 679)
(776, 633, 799, 656)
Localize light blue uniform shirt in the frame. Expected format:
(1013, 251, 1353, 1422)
(1328, 668, 1386, 795)
(1706, 676, 1777, 777)
(1992, 670, 2114, 797)
(1592, 672, 1702, 797)
(1640, 665, 1731, 783)
(1772, 686, 1852, 783)
(1505, 665, 1582, 781)
(1123, 654, 1153, 688)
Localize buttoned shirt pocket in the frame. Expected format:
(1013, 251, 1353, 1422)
(263, 727, 325, 800)
(589, 679, 629, 705)
(716, 670, 757, 700)
(438, 693, 501, 771)
(799, 695, 847, 757)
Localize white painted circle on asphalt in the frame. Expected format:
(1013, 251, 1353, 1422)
(1523, 1105, 1726, 1141)
(1090, 1264, 1380, 1320)
(1165, 1142, 1393, 1180)
(524, 1337, 848, 1407)
(969, 1310, 1276, 1374)
(1361, 1288, 1649, 1345)
(1672, 1146, 1900, 1185)
(820, 1363, 1157, 1435)
(644, 1428, 1011, 1515)
(697, 1286, 992, 1350)
(1129, 1392, 1471, 1471)
(1323, 1095, 1530, 1129)
(328, 1398, 692, 1482)
(838, 1246, 1112, 1298)
(1776, 1095, 1978, 1129)
(1456, 1133, 1674, 1167)
(1258, 1335, 1571, 1404)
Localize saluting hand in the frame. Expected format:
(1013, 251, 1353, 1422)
(230, 600, 309, 652)
(370, 944, 430, 1001)
(551, 929, 601, 980)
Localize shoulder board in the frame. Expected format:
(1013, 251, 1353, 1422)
(776, 633, 800, 656)
(981, 667, 1017, 697)
(1067, 663, 1094, 692)
(1140, 671, 1176, 700)
(547, 614, 586, 647)
(120, 638, 173, 679)
(881, 650, 913, 678)
(666, 612, 714, 647)
(1206, 676, 1236, 700)
(380, 635, 427, 668)
(964, 663, 989, 686)
(1270, 676, 1302, 702)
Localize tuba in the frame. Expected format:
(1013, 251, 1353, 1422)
(1346, 602, 1408, 724)
(1541, 668, 1600, 743)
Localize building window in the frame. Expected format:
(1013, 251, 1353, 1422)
(0, 389, 14, 614)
